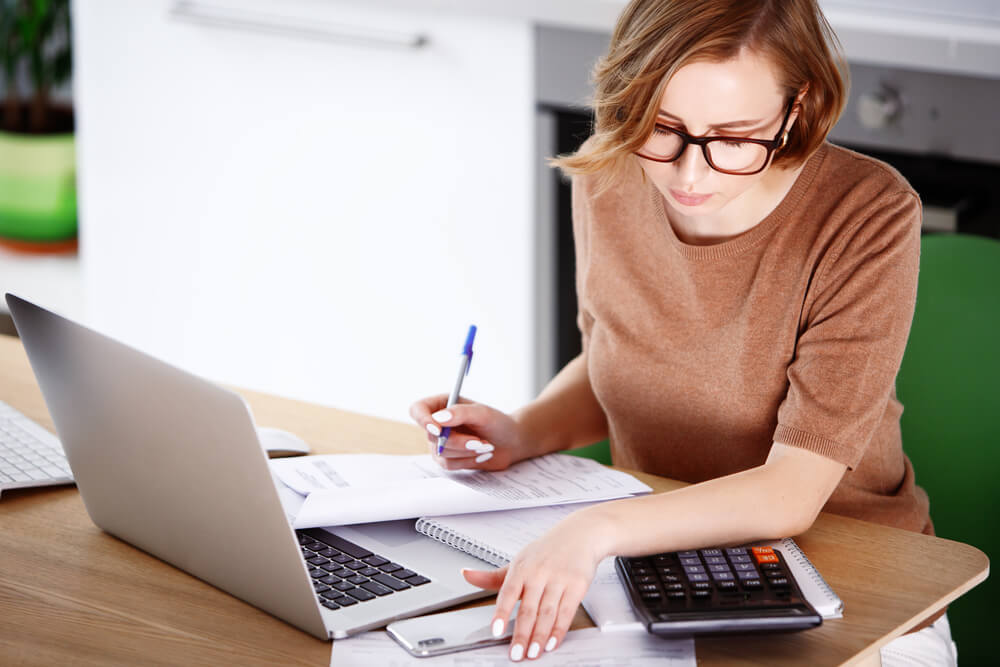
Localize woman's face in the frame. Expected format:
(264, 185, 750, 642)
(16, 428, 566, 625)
(638, 50, 798, 220)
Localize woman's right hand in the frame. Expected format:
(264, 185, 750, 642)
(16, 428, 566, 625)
(408, 395, 534, 471)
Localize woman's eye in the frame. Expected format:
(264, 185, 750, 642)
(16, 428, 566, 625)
(652, 126, 670, 136)
(721, 140, 747, 148)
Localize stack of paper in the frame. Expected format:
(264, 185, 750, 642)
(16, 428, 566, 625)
(269, 453, 651, 528)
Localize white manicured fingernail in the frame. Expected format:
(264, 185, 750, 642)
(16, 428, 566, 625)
(431, 409, 452, 422)
(545, 637, 557, 652)
(527, 643, 540, 659)
(465, 440, 483, 450)
(426, 422, 441, 436)
(510, 644, 524, 661)
(475, 452, 493, 464)
(492, 619, 505, 637)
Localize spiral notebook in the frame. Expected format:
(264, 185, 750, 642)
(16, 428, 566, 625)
(415, 503, 843, 625)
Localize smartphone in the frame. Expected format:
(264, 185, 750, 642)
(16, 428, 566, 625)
(386, 604, 516, 658)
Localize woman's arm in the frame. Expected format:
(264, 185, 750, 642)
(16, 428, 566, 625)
(512, 353, 609, 457)
(467, 442, 846, 661)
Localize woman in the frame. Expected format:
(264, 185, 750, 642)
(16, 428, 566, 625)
(411, 0, 956, 663)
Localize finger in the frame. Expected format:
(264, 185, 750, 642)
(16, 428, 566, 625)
(524, 586, 563, 660)
(490, 568, 523, 641)
(508, 580, 543, 662)
(409, 394, 450, 424)
(546, 581, 587, 654)
(428, 402, 495, 432)
(461, 566, 507, 591)
(439, 439, 495, 459)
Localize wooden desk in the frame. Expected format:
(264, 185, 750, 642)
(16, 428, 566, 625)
(0, 335, 988, 666)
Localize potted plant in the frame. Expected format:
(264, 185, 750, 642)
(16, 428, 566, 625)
(0, 0, 76, 253)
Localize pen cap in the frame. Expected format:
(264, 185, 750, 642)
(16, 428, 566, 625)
(463, 325, 477, 361)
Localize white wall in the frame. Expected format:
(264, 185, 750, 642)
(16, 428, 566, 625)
(72, 0, 537, 423)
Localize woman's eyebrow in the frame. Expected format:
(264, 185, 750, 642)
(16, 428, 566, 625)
(657, 109, 766, 130)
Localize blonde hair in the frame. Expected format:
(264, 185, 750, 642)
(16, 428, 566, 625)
(552, 0, 848, 188)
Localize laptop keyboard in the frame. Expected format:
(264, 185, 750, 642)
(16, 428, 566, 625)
(0, 400, 73, 493)
(297, 528, 431, 612)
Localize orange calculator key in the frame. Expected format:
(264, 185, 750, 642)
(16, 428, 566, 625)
(752, 546, 779, 564)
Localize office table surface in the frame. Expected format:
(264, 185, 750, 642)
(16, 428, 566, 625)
(0, 335, 988, 666)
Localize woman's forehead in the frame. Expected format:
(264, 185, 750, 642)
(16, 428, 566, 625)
(658, 52, 787, 128)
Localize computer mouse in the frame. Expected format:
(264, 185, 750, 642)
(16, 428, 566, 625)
(256, 426, 311, 458)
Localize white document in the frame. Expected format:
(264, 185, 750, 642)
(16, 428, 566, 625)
(269, 453, 651, 528)
(329, 627, 695, 666)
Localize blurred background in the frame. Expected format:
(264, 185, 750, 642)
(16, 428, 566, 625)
(0, 0, 998, 662)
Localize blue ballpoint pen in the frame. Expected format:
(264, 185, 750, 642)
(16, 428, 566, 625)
(437, 325, 477, 455)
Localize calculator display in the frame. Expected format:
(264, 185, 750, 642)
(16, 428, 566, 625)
(615, 546, 822, 637)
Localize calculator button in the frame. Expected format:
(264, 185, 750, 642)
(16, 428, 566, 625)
(666, 591, 686, 600)
(736, 569, 760, 580)
(664, 582, 684, 591)
(684, 566, 707, 577)
(700, 548, 723, 557)
(661, 574, 681, 583)
(711, 571, 734, 581)
(636, 575, 656, 584)
(704, 556, 726, 565)
(725, 548, 748, 556)
(729, 555, 752, 564)
(687, 573, 709, 582)
(768, 577, 790, 588)
(755, 552, 780, 564)
(732, 562, 755, 571)
(742, 579, 763, 589)
(716, 580, 738, 591)
(692, 590, 711, 599)
(692, 582, 711, 590)
(679, 557, 701, 566)
(760, 562, 781, 571)
(678, 551, 698, 557)
(708, 564, 730, 573)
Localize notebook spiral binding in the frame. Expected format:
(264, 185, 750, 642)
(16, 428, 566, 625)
(777, 537, 841, 610)
(415, 518, 510, 568)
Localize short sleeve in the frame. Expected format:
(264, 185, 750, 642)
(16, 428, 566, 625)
(571, 173, 596, 355)
(773, 191, 922, 468)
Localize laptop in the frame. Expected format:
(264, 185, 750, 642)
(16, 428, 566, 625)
(5, 293, 492, 640)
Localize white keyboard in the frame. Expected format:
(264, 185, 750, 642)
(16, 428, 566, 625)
(0, 400, 73, 497)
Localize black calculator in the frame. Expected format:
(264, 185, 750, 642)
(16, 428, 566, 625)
(615, 545, 822, 637)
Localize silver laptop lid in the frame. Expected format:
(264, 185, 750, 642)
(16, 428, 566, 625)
(6, 294, 328, 640)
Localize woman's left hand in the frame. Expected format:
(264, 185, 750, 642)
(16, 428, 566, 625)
(461, 509, 613, 661)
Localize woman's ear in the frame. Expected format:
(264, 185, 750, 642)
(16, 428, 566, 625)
(782, 84, 810, 148)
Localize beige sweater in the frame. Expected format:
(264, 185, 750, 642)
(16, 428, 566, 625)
(573, 142, 931, 537)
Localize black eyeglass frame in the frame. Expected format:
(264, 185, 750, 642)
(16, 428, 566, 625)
(635, 97, 797, 175)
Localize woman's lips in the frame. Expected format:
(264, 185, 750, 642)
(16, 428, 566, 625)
(669, 189, 712, 207)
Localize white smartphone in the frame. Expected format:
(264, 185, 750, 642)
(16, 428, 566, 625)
(386, 604, 516, 658)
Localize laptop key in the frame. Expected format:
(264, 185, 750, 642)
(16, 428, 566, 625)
(320, 590, 342, 600)
(359, 567, 380, 577)
(319, 575, 339, 585)
(318, 548, 338, 558)
(379, 562, 402, 573)
(301, 529, 373, 559)
(333, 595, 358, 607)
(372, 573, 411, 591)
(321, 599, 340, 610)
(363, 555, 389, 567)
(393, 569, 417, 580)
(360, 581, 393, 596)
(320, 562, 340, 572)
(305, 542, 327, 552)
(307, 556, 328, 565)
(313, 584, 330, 594)
(346, 587, 376, 601)
(332, 568, 352, 578)
(333, 581, 355, 592)
(345, 561, 367, 570)
(332, 554, 353, 564)
(309, 569, 326, 579)
(406, 576, 431, 586)
(347, 575, 367, 585)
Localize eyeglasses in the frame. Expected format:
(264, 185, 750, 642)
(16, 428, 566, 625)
(635, 98, 795, 175)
